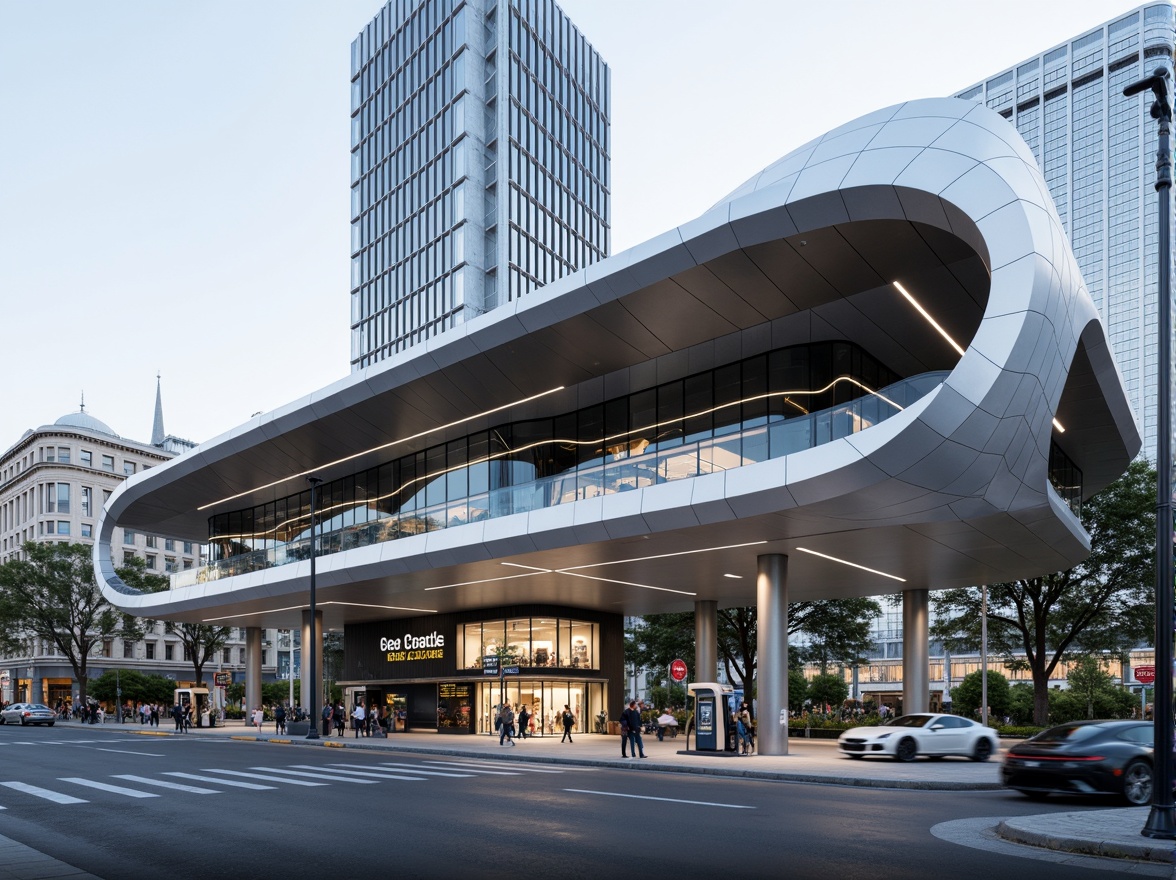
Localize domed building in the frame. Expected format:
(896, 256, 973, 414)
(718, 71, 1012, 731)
(0, 387, 277, 710)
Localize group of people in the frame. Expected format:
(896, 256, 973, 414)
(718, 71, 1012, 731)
(318, 700, 388, 737)
(496, 702, 576, 746)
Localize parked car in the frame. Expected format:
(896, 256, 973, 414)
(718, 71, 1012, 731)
(1001, 719, 1160, 805)
(837, 712, 999, 762)
(0, 703, 56, 726)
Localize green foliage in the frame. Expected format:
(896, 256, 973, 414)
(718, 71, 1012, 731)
(625, 613, 694, 679)
(0, 542, 123, 705)
(788, 667, 808, 713)
(1047, 655, 1137, 722)
(950, 669, 1010, 718)
(89, 669, 177, 706)
(791, 598, 882, 672)
(933, 460, 1156, 725)
(806, 673, 849, 709)
(647, 683, 687, 709)
(1007, 683, 1036, 725)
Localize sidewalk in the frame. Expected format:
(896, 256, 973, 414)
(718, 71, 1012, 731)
(101, 719, 1176, 867)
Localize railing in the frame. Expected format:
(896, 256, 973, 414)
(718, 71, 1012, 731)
(173, 372, 949, 589)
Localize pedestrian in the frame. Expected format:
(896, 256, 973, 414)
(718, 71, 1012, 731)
(335, 701, 346, 736)
(737, 701, 753, 755)
(251, 706, 263, 731)
(172, 702, 184, 732)
(151, 703, 160, 727)
(561, 704, 575, 743)
(351, 701, 366, 738)
(517, 703, 530, 740)
(322, 701, 333, 736)
(275, 704, 287, 735)
(498, 701, 515, 747)
(622, 700, 646, 758)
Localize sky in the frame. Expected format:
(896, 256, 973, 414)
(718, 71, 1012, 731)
(0, 0, 1149, 451)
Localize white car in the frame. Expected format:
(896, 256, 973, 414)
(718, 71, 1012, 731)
(837, 713, 998, 762)
(0, 703, 56, 726)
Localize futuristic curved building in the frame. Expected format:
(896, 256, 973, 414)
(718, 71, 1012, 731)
(95, 97, 1138, 754)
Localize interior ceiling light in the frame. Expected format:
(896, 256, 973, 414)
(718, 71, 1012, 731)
(197, 385, 567, 511)
(1052, 418, 1065, 433)
(723, 573, 743, 579)
(892, 281, 965, 357)
(795, 546, 907, 583)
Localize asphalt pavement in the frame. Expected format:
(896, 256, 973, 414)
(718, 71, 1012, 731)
(3, 717, 1172, 876)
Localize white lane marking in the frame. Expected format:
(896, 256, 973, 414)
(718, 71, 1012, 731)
(163, 772, 274, 791)
(113, 775, 221, 795)
(248, 767, 379, 784)
(431, 757, 585, 773)
(563, 789, 755, 809)
(59, 777, 158, 799)
(96, 748, 165, 757)
(331, 762, 471, 778)
(0, 781, 87, 804)
(200, 769, 325, 787)
(417, 761, 521, 776)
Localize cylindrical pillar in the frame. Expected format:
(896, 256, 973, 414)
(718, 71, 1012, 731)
(694, 600, 718, 683)
(756, 554, 788, 756)
(245, 627, 263, 721)
(300, 609, 323, 714)
(902, 589, 929, 714)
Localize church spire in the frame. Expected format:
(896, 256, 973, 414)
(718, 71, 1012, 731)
(151, 373, 165, 447)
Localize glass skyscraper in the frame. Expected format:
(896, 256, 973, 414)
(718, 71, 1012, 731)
(350, 0, 610, 369)
(955, 3, 1176, 460)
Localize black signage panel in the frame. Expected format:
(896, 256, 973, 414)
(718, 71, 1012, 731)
(483, 655, 499, 675)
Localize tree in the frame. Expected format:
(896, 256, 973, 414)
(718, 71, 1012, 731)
(806, 673, 849, 711)
(0, 542, 123, 707)
(89, 669, 177, 707)
(932, 460, 1155, 725)
(626, 612, 694, 684)
(1050, 655, 1137, 723)
(790, 598, 882, 673)
(950, 669, 1010, 719)
(119, 557, 232, 687)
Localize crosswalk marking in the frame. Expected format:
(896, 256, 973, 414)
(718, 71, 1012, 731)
(430, 759, 565, 774)
(59, 778, 158, 799)
(0, 781, 87, 804)
(247, 767, 380, 784)
(113, 775, 221, 795)
(163, 772, 274, 791)
(419, 761, 523, 775)
(200, 769, 325, 787)
(326, 763, 468, 779)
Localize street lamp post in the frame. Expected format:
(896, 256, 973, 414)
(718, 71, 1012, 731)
(1125, 66, 1175, 840)
(305, 477, 322, 741)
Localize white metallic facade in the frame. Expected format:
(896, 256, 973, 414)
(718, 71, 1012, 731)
(350, 0, 610, 367)
(96, 98, 1138, 745)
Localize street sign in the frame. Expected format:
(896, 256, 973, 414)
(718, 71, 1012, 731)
(502, 666, 520, 675)
(482, 655, 499, 675)
(1135, 665, 1156, 685)
(213, 672, 231, 687)
(670, 658, 688, 682)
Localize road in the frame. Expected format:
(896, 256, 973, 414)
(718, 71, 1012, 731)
(0, 723, 1150, 879)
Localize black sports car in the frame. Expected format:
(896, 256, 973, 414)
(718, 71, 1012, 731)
(1001, 719, 1161, 805)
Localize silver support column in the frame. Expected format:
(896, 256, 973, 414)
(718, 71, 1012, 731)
(694, 600, 717, 683)
(902, 589, 930, 714)
(756, 554, 788, 756)
(300, 610, 323, 713)
(245, 627, 263, 719)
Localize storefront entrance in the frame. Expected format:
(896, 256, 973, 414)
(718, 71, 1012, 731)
(479, 679, 606, 736)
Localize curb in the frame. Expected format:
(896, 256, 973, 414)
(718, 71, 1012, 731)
(996, 818, 1176, 864)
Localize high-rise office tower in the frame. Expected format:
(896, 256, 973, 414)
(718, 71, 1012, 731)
(350, 0, 610, 369)
(955, 3, 1176, 459)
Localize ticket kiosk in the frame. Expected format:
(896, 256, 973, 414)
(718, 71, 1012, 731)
(688, 682, 733, 752)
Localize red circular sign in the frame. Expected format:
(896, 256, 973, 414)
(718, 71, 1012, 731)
(1135, 665, 1156, 685)
(670, 659, 688, 682)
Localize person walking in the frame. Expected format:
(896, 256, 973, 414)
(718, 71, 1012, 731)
(736, 700, 754, 755)
(275, 703, 286, 735)
(498, 702, 515, 747)
(622, 700, 646, 758)
(171, 702, 184, 733)
(560, 705, 575, 743)
(351, 701, 366, 738)
(251, 706, 263, 732)
(335, 701, 346, 736)
(517, 704, 530, 740)
(322, 701, 333, 736)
